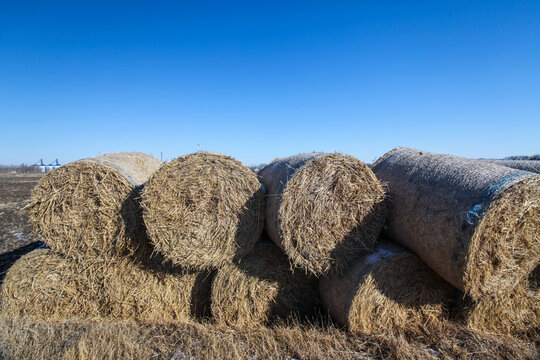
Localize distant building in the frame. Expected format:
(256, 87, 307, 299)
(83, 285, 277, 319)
(39, 159, 47, 173)
(36, 159, 62, 173)
(53, 159, 62, 170)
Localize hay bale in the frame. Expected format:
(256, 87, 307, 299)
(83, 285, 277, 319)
(141, 152, 264, 270)
(372, 147, 540, 300)
(1, 249, 213, 323)
(27, 152, 162, 260)
(211, 240, 320, 327)
(481, 160, 540, 174)
(319, 240, 454, 335)
(258, 153, 386, 275)
(454, 281, 540, 337)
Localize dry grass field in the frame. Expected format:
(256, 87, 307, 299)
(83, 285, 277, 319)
(0, 174, 43, 283)
(0, 173, 537, 359)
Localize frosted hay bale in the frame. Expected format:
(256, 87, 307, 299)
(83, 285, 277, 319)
(372, 148, 539, 299)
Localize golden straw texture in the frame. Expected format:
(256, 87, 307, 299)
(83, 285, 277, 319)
(320, 241, 454, 335)
(27, 152, 162, 260)
(1, 249, 213, 323)
(142, 152, 264, 270)
(211, 241, 320, 327)
(259, 153, 386, 275)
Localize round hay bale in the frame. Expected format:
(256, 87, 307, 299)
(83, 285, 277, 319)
(258, 153, 386, 275)
(319, 240, 454, 335)
(480, 159, 540, 174)
(211, 240, 320, 327)
(27, 152, 162, 260)
(141, 152, 264, 270)
(454, 279, 539, 337)
(372, 147, 540, 300)
(1, 249, 213, 323)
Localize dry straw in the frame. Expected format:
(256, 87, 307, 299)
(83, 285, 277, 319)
(319, 240, 454, 335)
(454, 280, 539, 337)
(372, 147, 540, 300)
(480, 160, 540, 174)
(27, 152, 162, 260)
(211, 240, 320, 327)
(141, 152, 264, 270)
(1, 318, 537, 360)
(1, 249, 213, 323)
(258, 153, 386, 275)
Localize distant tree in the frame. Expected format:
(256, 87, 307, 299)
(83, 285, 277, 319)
(503, 155, 529, 160)
(0, 164, 41, 173)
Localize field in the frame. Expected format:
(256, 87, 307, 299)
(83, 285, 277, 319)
(0, 173, 537, 359)
(0, 174, 43, 283)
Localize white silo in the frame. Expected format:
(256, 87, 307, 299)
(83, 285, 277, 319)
(39, 159, 47, 173)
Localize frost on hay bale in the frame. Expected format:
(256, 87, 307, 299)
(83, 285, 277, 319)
(372, 147, 540, 300)
(211, 240, 320, 327)
(27, 152, 162, 260)
(0, 249, 213, 323)
(258, 153, 386, 276)
(319, 240, 454, 335)
(141, 152, 264, 270)
(480, 160, 540, 174)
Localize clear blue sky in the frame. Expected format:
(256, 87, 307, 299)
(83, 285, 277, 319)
(1, 1, 539, 166)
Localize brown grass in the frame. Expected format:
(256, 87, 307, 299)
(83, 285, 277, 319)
(259, 153, 387, 275)
(1, 249, 213, 323)
(320, 241, 455, 335)
(211, 240, 320, 327)
(141, 152, 265, 270)
(0, 318, 536, 360)
(27, 152, 162, 260)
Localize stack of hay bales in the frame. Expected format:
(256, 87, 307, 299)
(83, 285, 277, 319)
(371, 147, 540, 336)
(2, 152, 214, 324)
(2, 146, 537, 353)
(141, 152, 324, 327)
(258, 152, 454, 334)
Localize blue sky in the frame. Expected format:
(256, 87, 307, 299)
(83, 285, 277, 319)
(1, 1, 539, 165)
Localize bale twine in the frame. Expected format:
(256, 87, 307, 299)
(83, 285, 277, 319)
(141, 152, 264, 270)
(319, 240, 454, 335)
(258, 153, 386, 275)
(1, 249, 213, 323)
(27, 152, 162, 260)
(372, 147, 540, 300)
(454, 281, 539, 337)
(480, 160, 540, 174)
(211, 240, 320, 327)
